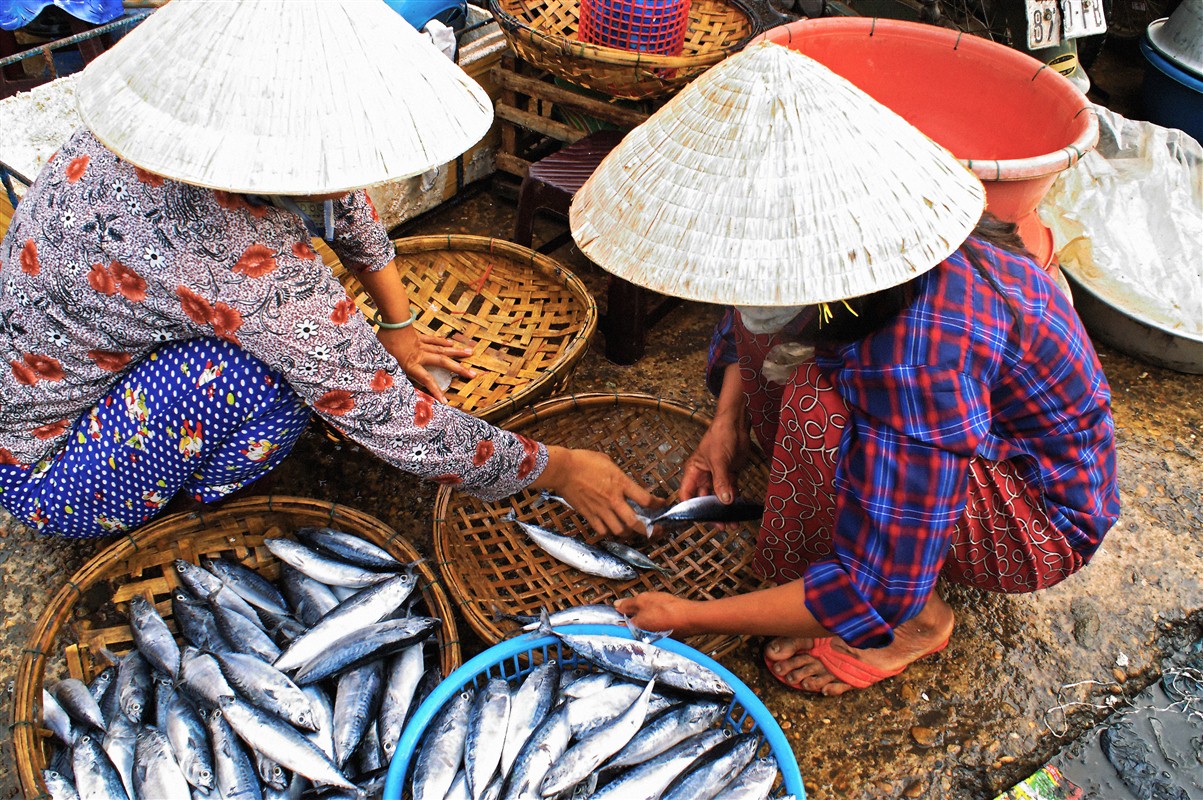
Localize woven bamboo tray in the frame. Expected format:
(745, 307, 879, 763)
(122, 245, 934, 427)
(11, 496, 461, 800)
(434, 393, 771, 661)
(488, 0, 759, 100)
(318, 234, 597, 430)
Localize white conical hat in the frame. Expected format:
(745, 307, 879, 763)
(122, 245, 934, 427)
(75, 0, 493, 194)
(570, 40, 986, 306)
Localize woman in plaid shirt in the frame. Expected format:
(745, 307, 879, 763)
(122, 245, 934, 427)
(575, 42, 1120, 694)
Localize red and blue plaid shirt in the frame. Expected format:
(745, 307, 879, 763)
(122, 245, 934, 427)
(708, 239, 1120, 648)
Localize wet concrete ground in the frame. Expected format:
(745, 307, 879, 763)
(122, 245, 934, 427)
(2, 35, 1200, 800)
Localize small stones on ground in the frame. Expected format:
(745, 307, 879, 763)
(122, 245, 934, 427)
(903, 779, 925, 797)
(911, 725, 939, 747)
(1070, 597, 1102, 648)
(1113, 667, 1127, 683)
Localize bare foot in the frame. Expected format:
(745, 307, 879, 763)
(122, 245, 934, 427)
(764, 594, 955, 695)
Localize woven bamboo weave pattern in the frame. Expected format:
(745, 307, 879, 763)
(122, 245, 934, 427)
(11, 496, 460, 800)
(489, 0, 758, 99)
(435, 393, 771, 660)
(318, 235, 597, 427)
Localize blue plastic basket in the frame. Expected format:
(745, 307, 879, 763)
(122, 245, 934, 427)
(384, 624, 805, 799)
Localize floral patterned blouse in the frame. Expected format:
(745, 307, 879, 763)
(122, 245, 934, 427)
(0, 129, 547, 500)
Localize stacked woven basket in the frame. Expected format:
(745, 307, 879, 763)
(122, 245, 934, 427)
(489, 0, 762, 100)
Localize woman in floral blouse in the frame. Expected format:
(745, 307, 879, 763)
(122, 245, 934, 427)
(0, 0, 655, 538)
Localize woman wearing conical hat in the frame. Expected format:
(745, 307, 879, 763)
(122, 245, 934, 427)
(0, 0, 655, 539)
(577, 42, 1121, 693)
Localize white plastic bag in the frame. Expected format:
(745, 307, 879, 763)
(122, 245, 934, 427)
(1038, 105, 1203, 334)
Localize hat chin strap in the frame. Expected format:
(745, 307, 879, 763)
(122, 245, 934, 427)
(269, 196, 336, 241)
(736, 305, 806, 335)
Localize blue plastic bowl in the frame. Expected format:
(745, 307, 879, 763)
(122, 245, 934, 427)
(384, 624, 806, 799)
(1139, 35, 1203, 143)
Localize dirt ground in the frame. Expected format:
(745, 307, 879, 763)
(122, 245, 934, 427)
(1, 33, 1200, 800)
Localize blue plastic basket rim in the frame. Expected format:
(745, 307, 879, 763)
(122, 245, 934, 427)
(1141, 35, 1203, 91)
(383, 623, 805, 799)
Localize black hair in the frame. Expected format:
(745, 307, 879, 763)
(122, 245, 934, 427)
(800, 212, 1028, 347)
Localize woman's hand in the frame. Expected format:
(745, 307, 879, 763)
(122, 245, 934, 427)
(376, 325, 475, 404)
(614, 592, 698, 637)
(533, 447, 661, 536)
(678, 415, 750, 504)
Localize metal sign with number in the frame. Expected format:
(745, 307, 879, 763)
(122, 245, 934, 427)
(1026, 0, 1063, 49)
(1061, 0, 1108, 40)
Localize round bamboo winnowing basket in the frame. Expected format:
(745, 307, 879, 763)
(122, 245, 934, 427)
(434, 393, 771, 661)
(11, 496, 461, 800)
(318, 235, 597, 432)
(488, 0, 760, 100)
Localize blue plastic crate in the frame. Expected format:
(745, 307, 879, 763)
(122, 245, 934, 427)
(384, 624, 806, 799)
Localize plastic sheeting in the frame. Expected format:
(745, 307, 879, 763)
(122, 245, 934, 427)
(1039, 105, 1202, 340)
(0, 0, 123, 31)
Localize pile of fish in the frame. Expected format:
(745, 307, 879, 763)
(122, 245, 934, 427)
(511, 494, 764, 580)
(38, 527, 443, 800)
(409, 617, 795, 800)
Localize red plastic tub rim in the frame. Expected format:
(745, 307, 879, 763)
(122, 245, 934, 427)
(755, 18, 1100, 184)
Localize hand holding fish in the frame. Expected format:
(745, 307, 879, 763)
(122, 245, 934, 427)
(377, 325, 476, 404)
(614, 592, 699, 637)
(679, 363, 751, 507)
(533, 447, 661, 536)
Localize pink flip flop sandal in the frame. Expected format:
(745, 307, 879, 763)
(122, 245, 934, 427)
(763, 635, 951, 691)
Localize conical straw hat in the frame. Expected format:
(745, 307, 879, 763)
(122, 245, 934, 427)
(569, 40, 986, 306)
(75, 0, 493, 194)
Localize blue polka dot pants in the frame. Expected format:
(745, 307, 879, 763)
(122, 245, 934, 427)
(0, 338, 311, 538)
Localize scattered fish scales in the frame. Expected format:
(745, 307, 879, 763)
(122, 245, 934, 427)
(296, 526, 403, 571)
(291, 616, 440, 685)
(506, 512, 638, 580)
(264, 537, 396, 589)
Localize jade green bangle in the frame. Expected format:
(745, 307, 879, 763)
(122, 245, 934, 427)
(372, 306, 417, 330)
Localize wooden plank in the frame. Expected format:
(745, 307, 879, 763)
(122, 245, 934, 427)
(496, 151, 532, 179)
(494, 69, 652, 129)
(495, 105, 585, 145)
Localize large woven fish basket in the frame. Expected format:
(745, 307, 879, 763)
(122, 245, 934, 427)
(488, 0, 761, 100)
(433, 393, 772, 662)
(318, 234, 597, 435)
(11, 496, 461, 800)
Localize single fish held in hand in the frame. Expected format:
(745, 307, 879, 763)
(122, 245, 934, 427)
(495, 603, 629, 632)
(650, 495, 764, 528)
(505, 512, 637, 580)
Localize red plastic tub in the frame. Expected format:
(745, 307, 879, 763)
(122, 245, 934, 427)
(757, 18, 1099, 224)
